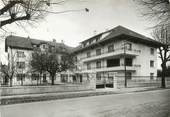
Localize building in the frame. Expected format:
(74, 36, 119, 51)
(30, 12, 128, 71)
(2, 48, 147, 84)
(5, 26, 162, 88)
(73, 26, 162, 88)
(5, 35, 74, 86)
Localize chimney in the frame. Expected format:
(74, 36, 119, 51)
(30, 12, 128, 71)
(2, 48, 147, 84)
(61, 40, 64, 44)
(53, 39, 56, 43)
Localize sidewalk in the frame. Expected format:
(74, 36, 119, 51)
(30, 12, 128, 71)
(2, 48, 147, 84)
(0, 87, 167, 105)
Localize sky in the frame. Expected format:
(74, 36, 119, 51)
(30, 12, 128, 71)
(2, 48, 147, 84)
(0, 0, 157, 64)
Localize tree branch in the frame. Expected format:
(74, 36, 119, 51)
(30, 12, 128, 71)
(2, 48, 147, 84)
(0, 14, 30, 27)
(0, 0, 24, 15)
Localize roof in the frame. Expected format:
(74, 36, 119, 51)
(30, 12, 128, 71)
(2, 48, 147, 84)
(5, 35, 73, 53)
(73, 25, 163, 53)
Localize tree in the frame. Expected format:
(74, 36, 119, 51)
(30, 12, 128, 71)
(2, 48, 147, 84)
(60, 53, 75, 72)
(44, 51, 60, 85)
(0, 52, 18, 87)
(0, 0, 49, 28)
(30, 48, 46, 85)
(152, 25, 170, 88)
(0, 0, 89, 28)
(134, 0, 170, 27)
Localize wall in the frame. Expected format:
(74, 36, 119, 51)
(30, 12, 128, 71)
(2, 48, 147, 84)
(0, 81, 96, 96)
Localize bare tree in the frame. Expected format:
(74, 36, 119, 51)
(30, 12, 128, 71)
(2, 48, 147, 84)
(60, 53, 75, 72)
(152, 25, 170, 88)
(30, 48, 46, 85)
(134, 0, 170, 26)
(0, 51, 18, 86)
(0, 0, 89, 28)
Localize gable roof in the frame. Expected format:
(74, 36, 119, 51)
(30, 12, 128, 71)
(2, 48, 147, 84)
(73, 25, 163, 53)
(5, 35, 73, 53)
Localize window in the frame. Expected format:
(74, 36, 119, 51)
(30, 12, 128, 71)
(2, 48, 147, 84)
(87, 63, 91, 70)
(96, 72, 101, 80)
(96, 61, 101, 68)
(126, 72, 132, 80)
(150, 73, 154, 80)
(108, 44, 114, 52)
(150, 48, 154, 55)
(87, 51, 91, 58)
(42, 44, 46, 49)
(31, 74, 39, 81)
(17, 62, 25, 69)
(125, 58, 133, 66)
(126, 43, 132, 50)
(17, 74, 25, 81)
(96, 49, 101, 55)
(17, 51, 25, 58)
(150, 60, 154, 67)
(107, 58, 120, 67)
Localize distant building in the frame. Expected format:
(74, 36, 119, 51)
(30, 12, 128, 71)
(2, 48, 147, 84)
(72, 26, 162, 87)
(5, 35, 74, 86)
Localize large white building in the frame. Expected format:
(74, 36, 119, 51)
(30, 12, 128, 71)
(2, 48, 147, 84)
(72, 26, 162, 87)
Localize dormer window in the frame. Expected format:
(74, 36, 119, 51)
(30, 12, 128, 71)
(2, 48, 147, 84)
(43, 44, 46, 49)
(17, 51, 25, 58)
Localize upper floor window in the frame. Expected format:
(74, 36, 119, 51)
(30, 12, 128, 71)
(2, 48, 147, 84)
(150, 48, 154, 55)
(96, 48, 101, 55)
(107, 58, 120, 67)
(87, 51, 91, 58)
(17, 51, 25, 58)
(87, 63, 91, 70)
(17, 62, 25, 69)
(42, 44, 46, 49)
(96, 72, 101, 80)
(108, 44, 114, 52)
(150, 60, 154, 67)
(96, 61, 101, 68)
(125, 43, 132, 50)
(125, 58, 133, 66)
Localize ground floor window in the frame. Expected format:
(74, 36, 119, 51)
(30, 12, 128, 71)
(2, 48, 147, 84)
(16, 74, 25, 81)
(61, 74, 68, 82)
(150, 73, 154, 80)
(31, 74, 39, 81)
(126, 72, 132, 80)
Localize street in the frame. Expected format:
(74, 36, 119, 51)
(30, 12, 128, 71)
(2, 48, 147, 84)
(1, 89, 170, 117)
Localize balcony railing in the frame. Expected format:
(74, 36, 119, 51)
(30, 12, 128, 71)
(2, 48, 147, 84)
(81, 48, 141, 62)
(82, 64, 141, 71)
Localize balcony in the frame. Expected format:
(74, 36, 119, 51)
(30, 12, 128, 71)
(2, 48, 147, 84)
(81, 64, 141, 73)
(81, 48, 141, 62)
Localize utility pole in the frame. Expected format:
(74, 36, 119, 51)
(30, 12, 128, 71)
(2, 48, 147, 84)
(124, 41, 127, 88)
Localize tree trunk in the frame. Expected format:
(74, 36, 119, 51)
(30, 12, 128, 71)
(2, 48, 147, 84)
(9, 77, 12, 87)
(51, 75, 55, 85)
(21, 77, 23, 86)
(161, 63, 166, 88)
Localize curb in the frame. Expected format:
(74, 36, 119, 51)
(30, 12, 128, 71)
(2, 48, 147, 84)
(1, 87, 169, 105)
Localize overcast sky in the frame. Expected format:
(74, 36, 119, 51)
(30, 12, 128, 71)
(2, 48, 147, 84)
(0, 0, 156, 64)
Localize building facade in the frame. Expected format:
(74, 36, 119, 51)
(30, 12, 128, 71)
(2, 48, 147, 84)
(5, 36, 75, 86)
(73, 26, 162, 87)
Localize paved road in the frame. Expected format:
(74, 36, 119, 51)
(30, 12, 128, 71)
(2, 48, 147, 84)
(1, 89, 170, 117)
